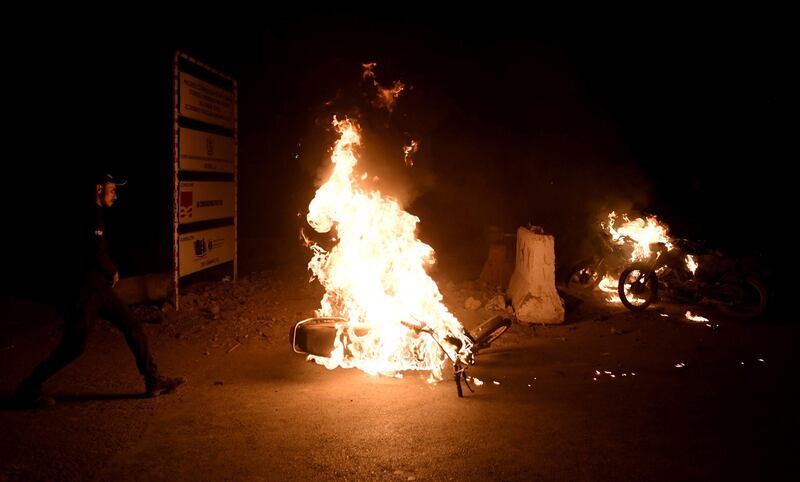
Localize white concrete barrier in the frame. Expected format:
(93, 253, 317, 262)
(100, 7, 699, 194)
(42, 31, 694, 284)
(507, 227, 564, 324)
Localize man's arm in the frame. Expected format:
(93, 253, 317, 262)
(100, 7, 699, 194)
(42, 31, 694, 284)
(92, 227, 118, 284)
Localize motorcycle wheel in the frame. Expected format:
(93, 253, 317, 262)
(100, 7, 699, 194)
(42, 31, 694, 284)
(566, 259, 604, 290)
(719, 277, 768, 319)
(618, 263, 659, 312)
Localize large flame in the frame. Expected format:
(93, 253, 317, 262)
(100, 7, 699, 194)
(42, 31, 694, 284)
(597, 212, 702, 304)
(596, 212, 673, 304)
(595, 212, 699, 305)
(603, 211, 673, 261)
(305, 117, 471, 381)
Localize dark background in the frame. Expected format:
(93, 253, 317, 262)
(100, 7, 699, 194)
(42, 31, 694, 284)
(3, 10, 793, 310)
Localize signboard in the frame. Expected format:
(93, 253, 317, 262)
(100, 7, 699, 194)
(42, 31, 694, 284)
(179, 128, 235, 173)
(179, 72, 235, 128)
(178, 225, 235, 277)
(179, 181, 234, 224)
(174, 51, 237, 310)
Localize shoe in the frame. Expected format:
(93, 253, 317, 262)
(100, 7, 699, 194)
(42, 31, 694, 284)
(145, 376, 186, 397)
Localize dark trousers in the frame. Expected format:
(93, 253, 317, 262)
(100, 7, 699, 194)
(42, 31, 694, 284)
(23, 274, 159, 389)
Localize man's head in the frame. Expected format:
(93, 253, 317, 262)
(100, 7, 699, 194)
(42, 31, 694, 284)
(94, 173, 126, 208)
(96, 182, 117, 208)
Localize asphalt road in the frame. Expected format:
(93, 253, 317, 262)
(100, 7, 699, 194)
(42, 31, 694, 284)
(1, 279, 798, 481)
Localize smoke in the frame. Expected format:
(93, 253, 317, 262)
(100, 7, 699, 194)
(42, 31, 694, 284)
(292, 47, 656, 278)
(299, 63, 436, 211)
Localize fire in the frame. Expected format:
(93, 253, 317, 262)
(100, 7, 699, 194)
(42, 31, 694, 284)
(403, 140, 419, 166)
(362, 62, 405, 112)
(375, 81, 405, 112)
(598, 211, 696, 303)
(305, 117, 472, 381)
(598, 275, 622, 303)
(362, 62, 377, 79)
(606, 272, 651, 306)
(595, 211, 700, 305)
(685, 311, 709, 322)
(686, 255, 698, 275)
(603, 211, 673, 261)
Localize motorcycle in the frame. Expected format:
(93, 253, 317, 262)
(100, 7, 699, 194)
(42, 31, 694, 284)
(616, 239, 768, 318)
(290, 314, 512, 397)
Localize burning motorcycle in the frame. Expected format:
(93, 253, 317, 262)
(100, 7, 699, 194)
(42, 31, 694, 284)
(616, 239, 768, 318)
(291, 314, 512, 397)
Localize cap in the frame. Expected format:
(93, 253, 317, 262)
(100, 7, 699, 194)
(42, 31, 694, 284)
(94, 172, 128, 186)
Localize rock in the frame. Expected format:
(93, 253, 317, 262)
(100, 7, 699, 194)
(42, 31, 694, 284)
(485, 294, 507, 311)
(464, 297, 482, 310)
(479, 235, 516, 288)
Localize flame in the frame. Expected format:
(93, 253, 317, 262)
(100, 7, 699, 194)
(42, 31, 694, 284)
(305, 117, 471, 381)
(686, 255, 698, 275)
(375, 80, 405, 112)
(362, 62, 377, 79)
(603, 211, 673, 262)
(685, 311, 709, 322)
(617, 271, 652, 306)
(598, 275, 622, 303)
(597, 211, 681, 306)
(600, 273, 652, 307)
(403, 140, 419, 166)
(362, 62, 405, 112)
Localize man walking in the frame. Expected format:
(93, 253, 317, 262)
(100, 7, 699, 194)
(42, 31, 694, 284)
(16, 173, 184, 408)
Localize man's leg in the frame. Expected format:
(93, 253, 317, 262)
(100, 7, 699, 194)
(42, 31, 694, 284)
(99, 289, 159, 383)
(16, 294, 98, 405)
(99, 290, 185, 396)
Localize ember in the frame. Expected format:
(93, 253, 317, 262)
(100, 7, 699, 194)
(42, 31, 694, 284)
(685, 311, 709, 322)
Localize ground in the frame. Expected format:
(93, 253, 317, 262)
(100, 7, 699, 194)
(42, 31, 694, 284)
(1, 265, 798, 481)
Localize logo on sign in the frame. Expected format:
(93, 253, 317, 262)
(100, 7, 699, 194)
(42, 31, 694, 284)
(180, 191, 193, 219)
(194, 238, 211, 258)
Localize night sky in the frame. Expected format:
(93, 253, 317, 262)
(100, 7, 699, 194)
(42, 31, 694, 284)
(4, 11, 792, 307)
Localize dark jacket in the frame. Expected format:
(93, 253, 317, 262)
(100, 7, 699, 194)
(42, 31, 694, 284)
(89, 204, 117, 282)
